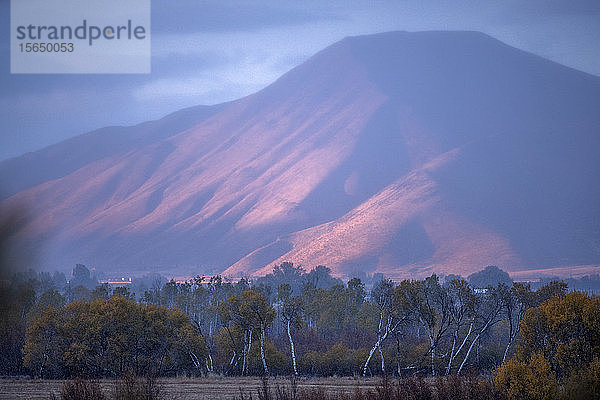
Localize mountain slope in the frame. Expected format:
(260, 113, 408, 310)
(0, 103, 227, 200)
(2, 31, 600, 278)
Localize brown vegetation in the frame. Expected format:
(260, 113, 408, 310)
(494, 292, 600, 399)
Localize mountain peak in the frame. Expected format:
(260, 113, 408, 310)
(2, 31, 599, 279)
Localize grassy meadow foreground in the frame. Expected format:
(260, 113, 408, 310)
(2, 377, 281, 400)
(0, 376, 387, 400)
(0, 375, 503, 400)
(0, 376, 282, 400)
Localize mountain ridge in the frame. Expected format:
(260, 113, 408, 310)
(0, 103, 228, 200)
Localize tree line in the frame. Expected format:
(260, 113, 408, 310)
(3, 261, 588, 383)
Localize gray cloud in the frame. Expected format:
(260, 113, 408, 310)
(504, 0, 600, 17)
(151, 1, 340, 34)
(1, 1, 599, 161)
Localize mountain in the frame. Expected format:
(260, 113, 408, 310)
(1, 31, 599, 279)
(0, 103, 227, 200)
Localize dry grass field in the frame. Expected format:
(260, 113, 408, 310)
(0, 376, 380, 400)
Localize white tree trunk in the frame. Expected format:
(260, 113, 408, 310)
(396, 336, 402, 377)
(287, 319, 298, 375)
(363, 309, 386, 376)
(419, 316, 436, 377)
(247, 329, 253, 375)
(502, 328, 518, 365)
(446, 321, 473, 375)
(363, 329, 389, 376)
(458, 315, 496, 376)
(457, 332, 481, 375)
(243, 329, 252, 376)
(445, 334, 457, 375)
(363, 338, 381, 377)
(378, 342, 385, 373)
(190, 351, 202, 370)
(242, 331, 247, 376)
(260, 323, 268, 374)
(430, 337, 436, 376)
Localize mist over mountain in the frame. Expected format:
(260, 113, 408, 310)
(1, 31, 599, 279)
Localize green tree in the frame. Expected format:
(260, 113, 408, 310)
(239, 290, 276, 375)
(457, 283, 505, 375)
(23, 296, 206, 378)
(397, 275, 452, 376)
(444, 278, 477, 375)
(500, 282, 534, 364)
(0, 277, 38, 375)
(26, 288, 65, 324)
(22, 306, 66, 378)
(362, 278, 402, 376)
(71, 264, 98, 289)
(534, 280, 567, 305)
(90, 284, 110, 301)
(72, 285, 91, 302)
(219, 294, 253, 375)
(279, 285, 304, 376)
(112, 286, 134, 301)
(468, 266, 513, 288)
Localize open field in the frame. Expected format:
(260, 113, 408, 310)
(0, 376, 380, 400)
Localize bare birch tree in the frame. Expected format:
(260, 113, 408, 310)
(444, 278, 477, 375)
(457, 283, 505, 375)
(362, 279, 407, 376)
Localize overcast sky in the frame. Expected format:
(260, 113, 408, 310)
(1, 0, 599, 161)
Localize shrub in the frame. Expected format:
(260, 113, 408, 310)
(114, 370, 161, 400)
(60, 378, 105, 400)
(236, 375, 504, 400)
(299, 343, 355, 376)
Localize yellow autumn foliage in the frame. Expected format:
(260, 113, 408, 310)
(495, 292, 600, 400)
